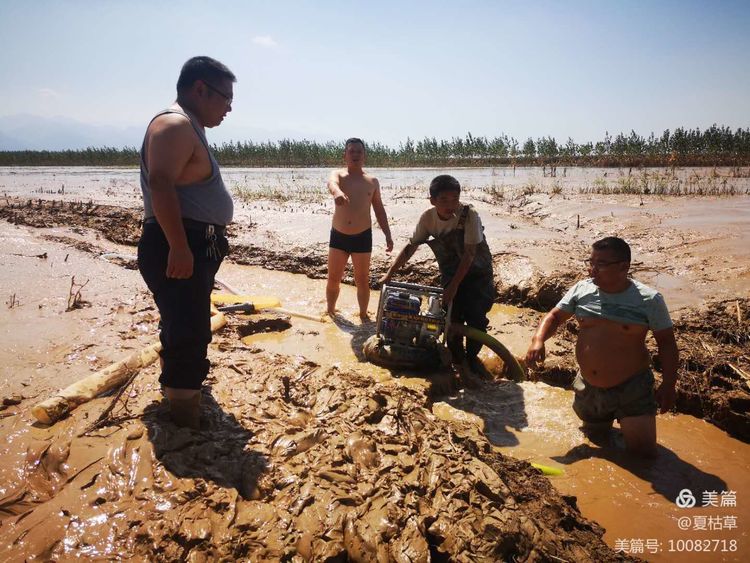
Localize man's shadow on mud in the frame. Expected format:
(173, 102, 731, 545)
(330, 313, 527, 447)
(329, 312, 374, 364)
(441, 379, 528, 447)
(142, 387, 267, 500)
(551, 440, 727, 503)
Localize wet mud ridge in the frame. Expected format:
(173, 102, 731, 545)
(0, 197, 579, 310)
(671, 299, 750, 440)
(0, 324, 633, 561)
(0, 198, 143, 246)
(1, 196, 749, 443)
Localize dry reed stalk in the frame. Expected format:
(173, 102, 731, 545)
(727, 363, 750, 383)
(699, 338, 714, 355)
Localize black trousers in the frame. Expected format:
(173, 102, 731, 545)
(448, 271, 495, 360)
(137, 222, 228, 390)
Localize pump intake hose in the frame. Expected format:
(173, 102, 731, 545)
(449, 323, 526, 382)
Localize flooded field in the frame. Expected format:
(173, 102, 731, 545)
(1, 166, 749, 560)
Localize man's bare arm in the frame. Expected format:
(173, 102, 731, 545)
(147, 115, 195, 279)
(327, 170, 348, 205)
(525, 307, 574, 365)
(378, 243, 418, 285)
(653, 327, 680, 413)
(371, 181, 393, 252)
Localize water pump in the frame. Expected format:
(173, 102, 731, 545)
(363, 281, 452, 370)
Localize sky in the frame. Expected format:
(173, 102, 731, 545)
(1, 0, 749, 148)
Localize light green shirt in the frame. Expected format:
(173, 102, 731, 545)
(556, 278, 673, 331)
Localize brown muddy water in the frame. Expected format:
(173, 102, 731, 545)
(228, 263, 750, 562)
(1, 166, 749, 560)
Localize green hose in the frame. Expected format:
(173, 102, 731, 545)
(449, 323, 526, 382)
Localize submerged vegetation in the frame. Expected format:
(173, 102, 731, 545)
(579, 168, 750, 196)
(232, 176, 328, 204)
(2, 125, 750, 168)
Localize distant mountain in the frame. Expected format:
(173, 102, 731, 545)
(0, 114, 143, 150)
(0, 130, 25, 149)
(0, 114, 335, 151)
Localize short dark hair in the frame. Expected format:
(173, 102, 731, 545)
(592, 236, 631, 263)
(176, 56, 236, 94)
(429, 174, 461, 198)
(345, 137, 365, 150)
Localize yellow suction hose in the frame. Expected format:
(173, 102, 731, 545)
(449, 323, 526, 382)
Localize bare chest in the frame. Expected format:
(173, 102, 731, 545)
(340, 178, 374, 206)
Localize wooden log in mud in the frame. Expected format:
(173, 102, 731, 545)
(31, 312, 227, 425)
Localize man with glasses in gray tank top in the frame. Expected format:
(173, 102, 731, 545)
(137, 56, 235, 429)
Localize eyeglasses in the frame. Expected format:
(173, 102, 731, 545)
(203, 81, 233, 105)
(583, 259, 624, 269)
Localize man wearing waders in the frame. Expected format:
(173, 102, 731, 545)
(379, 175, 495, 380)
(137, 56, 235, 428)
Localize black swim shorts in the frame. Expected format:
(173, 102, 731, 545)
(329, 227, 373, 254)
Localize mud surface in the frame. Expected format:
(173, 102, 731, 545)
(3, 166, 749, 311)
(2, 168, 749, 443)
(1, 166, 749, 559)
(0, 303, 628, 561)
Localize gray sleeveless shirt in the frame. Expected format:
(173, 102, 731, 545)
(140, 108, 233, 226)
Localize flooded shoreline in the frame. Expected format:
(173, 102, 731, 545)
(1, 167, 749, 560)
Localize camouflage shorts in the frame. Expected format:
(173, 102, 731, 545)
(572, 369, 658, 424)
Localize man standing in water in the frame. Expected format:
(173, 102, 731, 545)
(137, 56, 235, 428)
(326, 138, 393, 320)
(525, 237, 679, 456)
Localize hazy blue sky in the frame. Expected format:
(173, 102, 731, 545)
(1, 0, 749, 147)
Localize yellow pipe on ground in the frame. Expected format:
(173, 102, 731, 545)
(210, 293, 281, 308)
(211, 281, 325, 323)
(449, 323, 526, 382)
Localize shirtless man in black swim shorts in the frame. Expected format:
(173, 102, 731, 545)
(326, 138, 393, 321)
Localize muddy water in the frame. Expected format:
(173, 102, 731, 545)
(2, 167, 749, 559)
(229, 264, 750, 561)
(446, 384, 750, 562)
(219, 264, 442, 396)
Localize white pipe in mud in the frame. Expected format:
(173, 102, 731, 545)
(267, 307, 327, 323)
(214, 277, 242, 296)
(99, 252, 137, 263)
(31, 312, 227, 425)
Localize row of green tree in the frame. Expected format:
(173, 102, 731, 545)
(2, 125, 749, 167)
